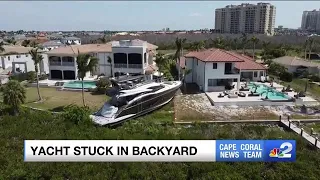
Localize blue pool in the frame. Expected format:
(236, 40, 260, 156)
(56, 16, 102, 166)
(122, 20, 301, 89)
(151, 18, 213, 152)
(248, 83, 291, 101)
(63, 80, 97, 89)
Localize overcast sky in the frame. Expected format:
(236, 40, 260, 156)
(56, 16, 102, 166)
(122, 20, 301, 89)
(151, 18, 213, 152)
(0, 1, 319, 31)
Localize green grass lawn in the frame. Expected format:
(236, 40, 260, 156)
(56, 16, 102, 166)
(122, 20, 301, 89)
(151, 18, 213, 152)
(23, 87, 108, 111)
(281, 78, 320, 100)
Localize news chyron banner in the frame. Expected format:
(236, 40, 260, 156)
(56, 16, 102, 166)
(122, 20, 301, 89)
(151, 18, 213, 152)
(24, 140, 296, 162)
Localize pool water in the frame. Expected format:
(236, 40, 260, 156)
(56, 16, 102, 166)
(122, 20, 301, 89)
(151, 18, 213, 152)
(248, 83, 291, 100)
(63, 81, 97, 89)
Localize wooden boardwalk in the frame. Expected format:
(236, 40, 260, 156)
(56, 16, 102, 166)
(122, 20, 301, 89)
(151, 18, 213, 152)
(280, 120, 320, 149)
(173, 118, 320, 149)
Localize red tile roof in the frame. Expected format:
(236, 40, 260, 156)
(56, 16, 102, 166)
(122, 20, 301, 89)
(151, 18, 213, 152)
(183, 49, 267, 70)
(228, 52, 267, 70)
(185, 48, 244, 62)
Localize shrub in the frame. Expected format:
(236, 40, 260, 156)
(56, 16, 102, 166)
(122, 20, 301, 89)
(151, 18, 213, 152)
(62, 105, 91, 125)
(95, 78, 111, 94)
(39, 74, 48, 80)
(9, 73, 28, 82)
(309, 75, 320, 82)
(279, 71, 293, 82)
(26, 71, 36, 82)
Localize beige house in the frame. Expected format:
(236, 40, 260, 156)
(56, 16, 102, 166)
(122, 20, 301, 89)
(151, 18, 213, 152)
(272, 56, 320, 75)
(45, 39, 158, 80)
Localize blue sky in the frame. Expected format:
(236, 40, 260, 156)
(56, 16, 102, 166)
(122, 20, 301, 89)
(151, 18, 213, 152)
(0, 1, 319, 31)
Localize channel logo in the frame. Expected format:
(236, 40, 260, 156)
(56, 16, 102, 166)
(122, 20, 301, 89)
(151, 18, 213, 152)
(264, 140, 296, 162)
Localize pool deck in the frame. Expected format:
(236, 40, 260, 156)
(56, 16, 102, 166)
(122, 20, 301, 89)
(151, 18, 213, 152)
(32, 76, 98, 87)
(205, 82, 318, 106)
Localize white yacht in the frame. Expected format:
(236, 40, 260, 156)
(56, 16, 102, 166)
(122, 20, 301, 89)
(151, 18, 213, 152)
(90, 76, 182, 126)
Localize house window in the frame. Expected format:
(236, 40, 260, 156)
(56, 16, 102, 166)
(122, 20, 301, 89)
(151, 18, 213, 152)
(16, 55, 21, 58)
(213, 63, 217, 69)
(196, 60, 198, 66)
(8, 56, 10, 60)
(25, 54, 29, 57)
(260, 71, 264, 76)
(208, 79, 217, 87)
(254, 71, 258, 77)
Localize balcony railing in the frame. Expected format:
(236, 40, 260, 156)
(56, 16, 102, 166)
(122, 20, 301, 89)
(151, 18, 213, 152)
(49, 61, 61, 66)
(114, 64, 127, 68)
(62, 61, 75, 66)
(128, 64, 143, 69)
(224, 69, 240, 75)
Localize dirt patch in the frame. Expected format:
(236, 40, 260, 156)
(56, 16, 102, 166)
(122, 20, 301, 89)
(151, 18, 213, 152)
(174, 94, 279, 122)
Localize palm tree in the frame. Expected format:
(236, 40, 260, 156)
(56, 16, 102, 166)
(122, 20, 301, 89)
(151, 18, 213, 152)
(29, 48, 43, 101)
(283, 44, 292, 55)
(262, 41, 271, 56)
(174, 37, 186, 81)
(22, 40, 31, 47)
(76, 53, 99, 106)
(196, 40, 205, 51)
(233, 38, 238, 50)
(2, 80, 26, 115)
(250, 36, 259, 60)
(213, 37, 225, 49)
(107, 56, 113, 77)
(30, 41, 39, 48)
(182, 68, 192, 91)
(303, 39, 309, 59)
(308, 37, 315, 60)
(240, 33, 248, 54)
(0, 41, 4, 52)
(98, 35, 108, 43)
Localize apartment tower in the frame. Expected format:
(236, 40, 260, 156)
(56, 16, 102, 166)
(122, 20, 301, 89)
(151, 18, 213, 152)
(301, 10, 320, 32)
(215, 3, 276, 35)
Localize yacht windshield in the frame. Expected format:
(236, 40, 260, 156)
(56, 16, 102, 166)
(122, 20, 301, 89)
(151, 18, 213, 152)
(97, 102, 118, 118)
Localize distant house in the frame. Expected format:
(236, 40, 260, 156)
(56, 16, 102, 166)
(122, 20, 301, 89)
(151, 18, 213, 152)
(41, 40, 65, 51)
(272, 56, 320, 75)
(0, 45, 49, 74)
(60, 37, 81, 45)
(181, 49, 267, 92)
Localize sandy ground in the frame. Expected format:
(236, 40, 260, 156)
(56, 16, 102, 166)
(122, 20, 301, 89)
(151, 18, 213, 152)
(175, 93, 320, 121)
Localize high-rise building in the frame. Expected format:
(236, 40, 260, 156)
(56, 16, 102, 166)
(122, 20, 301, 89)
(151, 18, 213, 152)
(301, 10, 320, 32)
(215, 3, 276, 35)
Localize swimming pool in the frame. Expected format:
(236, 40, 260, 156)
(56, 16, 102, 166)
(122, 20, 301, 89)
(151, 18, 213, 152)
(248, 83, 291, 101)
(63, 80, 97, 89)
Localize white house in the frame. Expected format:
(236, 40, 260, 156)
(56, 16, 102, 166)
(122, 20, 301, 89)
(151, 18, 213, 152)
(60, 37, 81, 45)
(46, 44, 112, 80)
(111, 39, 158, 77)
(0, 45, 49, 74)
(182, 49, 267, 92)
(45, 39, 158, 80)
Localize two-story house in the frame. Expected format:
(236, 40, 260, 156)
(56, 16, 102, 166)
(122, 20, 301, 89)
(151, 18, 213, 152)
(111, 40, 158, 77)
(45, 39, 158, 80)
(0, 45, 49, 74)
(183, 49, 267, 92)
(46, 44, 111, 80)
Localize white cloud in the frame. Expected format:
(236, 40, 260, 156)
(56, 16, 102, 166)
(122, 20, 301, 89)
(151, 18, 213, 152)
(189, 13, 202, 17)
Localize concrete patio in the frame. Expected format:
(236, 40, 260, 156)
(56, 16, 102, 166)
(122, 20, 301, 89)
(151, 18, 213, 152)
(205, 82, 318, 106)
